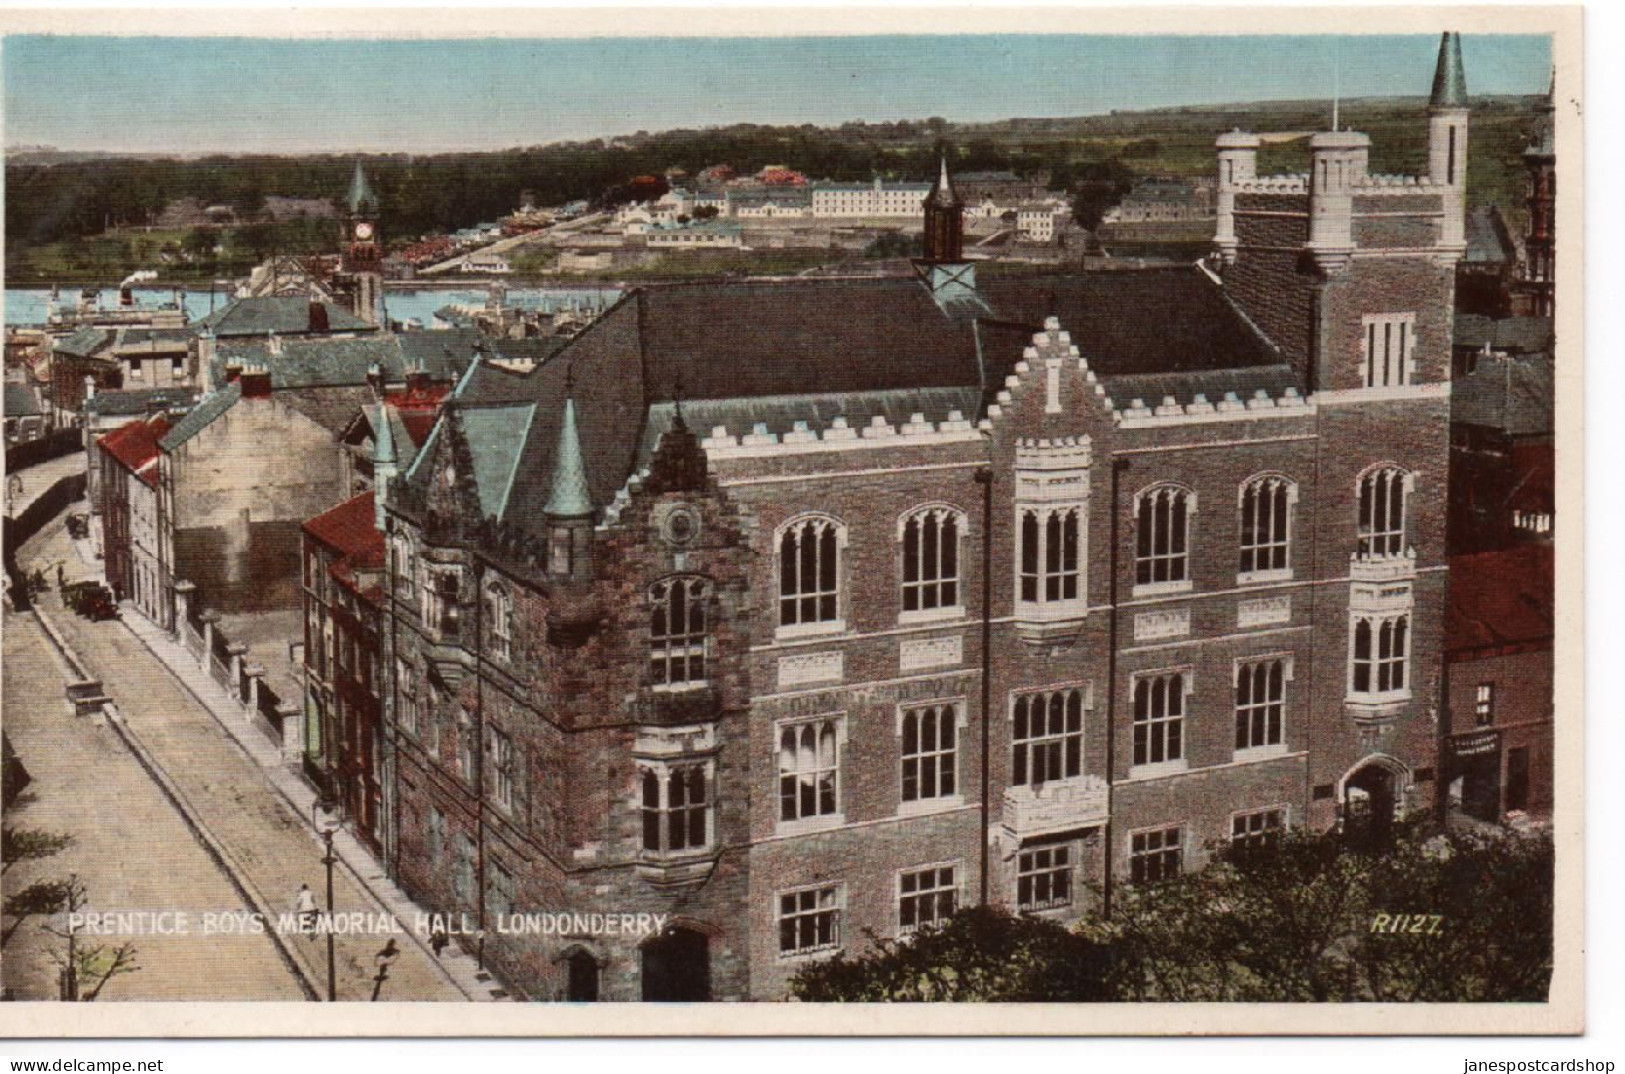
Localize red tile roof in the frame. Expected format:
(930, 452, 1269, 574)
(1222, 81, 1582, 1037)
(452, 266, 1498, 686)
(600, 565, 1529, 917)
(303, 492, 385, 567)
(97, 414, 172, 487)
(1506, 442, 1555, 514)
(1446, 544, 1555, 655)
(385, 383, 450, 447)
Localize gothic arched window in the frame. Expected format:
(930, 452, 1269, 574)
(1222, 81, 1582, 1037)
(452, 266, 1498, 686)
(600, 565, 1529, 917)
(778, 516, 843, 629)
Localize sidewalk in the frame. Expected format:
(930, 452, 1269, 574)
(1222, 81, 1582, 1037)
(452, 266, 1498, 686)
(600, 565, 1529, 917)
(51, 526, 511, 1002)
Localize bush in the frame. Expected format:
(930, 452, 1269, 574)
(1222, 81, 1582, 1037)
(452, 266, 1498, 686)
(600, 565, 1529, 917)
(789, 906, 1113, 1002)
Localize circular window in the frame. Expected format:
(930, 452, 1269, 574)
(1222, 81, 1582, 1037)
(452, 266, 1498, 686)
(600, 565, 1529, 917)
(661, 505, 700, 546)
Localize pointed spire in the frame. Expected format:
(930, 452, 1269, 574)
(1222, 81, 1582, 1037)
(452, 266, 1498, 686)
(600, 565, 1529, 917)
(544, 395, 593, 518)
(372, 402, 397, 530)
(1429, 32, 1468, 110)
(347, 159, 380, 215)
(927, 153, 960, 209)
(1526, 67, 1556, 158)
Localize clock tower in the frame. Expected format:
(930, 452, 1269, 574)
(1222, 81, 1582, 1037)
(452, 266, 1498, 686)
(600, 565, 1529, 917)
(343, 159, 384, 327)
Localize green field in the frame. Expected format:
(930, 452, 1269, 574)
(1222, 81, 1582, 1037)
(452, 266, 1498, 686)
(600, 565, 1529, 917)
(5, 92, 1545, 284)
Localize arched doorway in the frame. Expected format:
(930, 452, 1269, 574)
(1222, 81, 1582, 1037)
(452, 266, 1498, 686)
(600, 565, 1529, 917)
(564, 949, 599, 1002)
(641, 926, 711, 1002)
(1343, 757, 1405, 846)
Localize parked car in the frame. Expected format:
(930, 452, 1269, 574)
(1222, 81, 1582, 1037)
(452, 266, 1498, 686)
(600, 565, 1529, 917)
(63, 580, 118, 620)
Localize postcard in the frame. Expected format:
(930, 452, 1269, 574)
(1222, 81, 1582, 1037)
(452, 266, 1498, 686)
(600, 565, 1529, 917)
(0, 4, 1582, 1037)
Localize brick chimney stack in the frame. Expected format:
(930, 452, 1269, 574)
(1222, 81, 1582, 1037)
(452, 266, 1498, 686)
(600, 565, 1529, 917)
(309, 300, 330, 334)
(239, 364, 272, 398)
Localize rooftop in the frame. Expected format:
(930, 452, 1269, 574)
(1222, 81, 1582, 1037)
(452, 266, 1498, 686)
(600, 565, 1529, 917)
(157, 382, 241, 452)
(3, 382, 41, 417)
(194, 296, 378, 338)
(84, 386, 199, 418)
(1451, 353, 1553, 438)
(412, 265, 1283, 538)
(1454, 315, 1554, 357)
(98, 414, 173, 484)
(1445, 544, 1553, 654)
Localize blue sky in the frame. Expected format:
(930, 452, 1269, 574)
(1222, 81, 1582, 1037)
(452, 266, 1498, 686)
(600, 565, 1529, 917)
(2, 33, 1553, 155)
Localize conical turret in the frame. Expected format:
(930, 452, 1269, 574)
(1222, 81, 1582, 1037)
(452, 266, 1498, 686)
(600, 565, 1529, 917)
(544, 396, 593, 519)
(1429, 32, 1468, 110)
(372, 402, 397, 530)
(1426, 32, 1470, 252)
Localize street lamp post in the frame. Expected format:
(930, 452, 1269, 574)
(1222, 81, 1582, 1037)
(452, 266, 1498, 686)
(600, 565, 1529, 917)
(370, 939, 400, 1002)
(311, 795, 341, 1002)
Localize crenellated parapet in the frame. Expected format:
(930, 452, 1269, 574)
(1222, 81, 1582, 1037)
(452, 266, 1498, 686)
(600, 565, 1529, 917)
(1110, 386, 1312, 429)
(696, 408, 985, 459)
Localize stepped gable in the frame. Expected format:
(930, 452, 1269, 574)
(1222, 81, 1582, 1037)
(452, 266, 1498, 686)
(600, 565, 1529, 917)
(418, 266, 1292, 538)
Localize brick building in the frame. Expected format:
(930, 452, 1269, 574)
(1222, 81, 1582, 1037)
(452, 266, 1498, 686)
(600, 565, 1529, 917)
(372, 36, 1472, 1001)
(95, 413, 173, 626)
(306, 390, 445, 845)
(303, 491, 389, 851)
(1442, 544, 1553, 823)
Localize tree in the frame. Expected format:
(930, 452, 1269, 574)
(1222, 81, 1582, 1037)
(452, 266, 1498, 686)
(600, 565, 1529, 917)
(2, 827, 73, 873)
(1089, 823, 1554, 1003)
(2, 826, 75, 950)
(183, 227, 216, 263)
(788, 906, 1114, 1002)
(692, 205, 720, 221)
(1069, 158, 1137, 233)
(41, 876, 140, 1001)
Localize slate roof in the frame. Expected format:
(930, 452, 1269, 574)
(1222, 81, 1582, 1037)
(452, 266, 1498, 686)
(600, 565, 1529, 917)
(399, 328, 484, 372)
(461, 403, 538, 519)
(281, 386, 377, 435)
(53, 326, 114, 359)
(83, 387, 198, 418)
(112, 327, 192, 351)
(98, 414, 173, 485)
(3, 382, 41, 418)
(1454, 315, 1554, 356)
(1463, 206, 1516, 267)
(194, 296, 377, 338)
(1445, 544, 1553, 655)
(1451, 354, 1554, 438)
(411, 265, 1287, 538)
(213, 331, 474, 391)
(158, 383, 241, 451)
(729, 188, 812, 207)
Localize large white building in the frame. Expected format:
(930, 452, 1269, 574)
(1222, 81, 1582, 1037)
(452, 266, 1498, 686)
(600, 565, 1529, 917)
(810, 178, 933, 218)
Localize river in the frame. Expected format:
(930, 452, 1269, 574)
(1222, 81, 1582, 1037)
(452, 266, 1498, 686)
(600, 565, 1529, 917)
(2, 285, 622, 330)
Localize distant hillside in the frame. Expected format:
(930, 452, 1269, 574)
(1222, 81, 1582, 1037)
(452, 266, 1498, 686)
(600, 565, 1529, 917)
(5, 92, 1547, 280)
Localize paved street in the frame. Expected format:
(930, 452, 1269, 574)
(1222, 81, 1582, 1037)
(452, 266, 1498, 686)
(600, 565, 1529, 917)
(5, 450, 86, 516)
(7, 518, 478, 1001)
(3, 608, 304, 1000)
